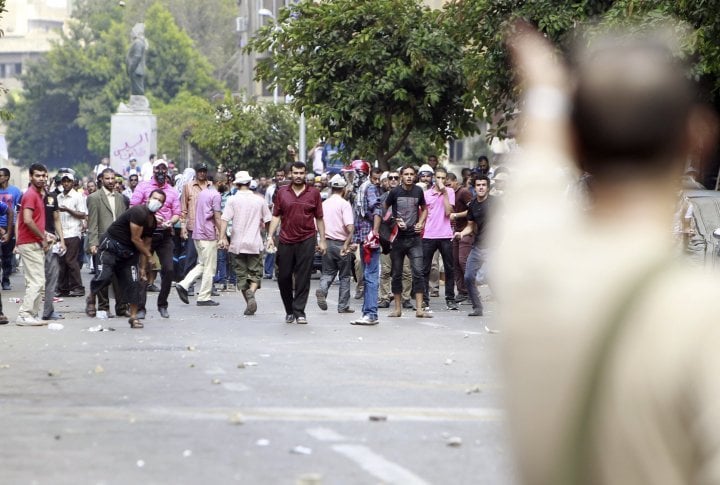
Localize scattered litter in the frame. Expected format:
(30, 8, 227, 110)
(0, 364, 10, 369)
(189, 363, 195, 368)
(94, 365, 105, 374)
(86, 325, 115, 332)
(242, 361, 258, 367)
(48, 323, 64, 331)
(136, 459, 145, 468)
(54, 435, 61, 440)
(259, 354, 271, 358)
(446, 436, 463, 447)
(47, 370, 60, 377)
(484, 326, 500, 334)
(290, 445, 313, 455)
(186, 346, 196, 351)
(444, 358, 454, 365)
(256, 439, 270, 447)
(465, 386, 482, 395)
(7, 297, 21, 303)
(237, 363, 246, 369)
(96, 311, 108, 320)
(369, 415, 387, 422)
(296, 473, 323, 485)
(211, 378, 221, 385)
(228, 412, 244, 425)
(358, 337, 363, 341)
(463, 333, 470, 339)
(182, 449, 192, 458)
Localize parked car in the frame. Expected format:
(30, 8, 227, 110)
(680, 190, 720, 267)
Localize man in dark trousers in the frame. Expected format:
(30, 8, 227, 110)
(266, 162, 326, 324)
(87, 168, 129, 317)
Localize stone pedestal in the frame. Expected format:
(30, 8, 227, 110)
(110, 97, 157, 174)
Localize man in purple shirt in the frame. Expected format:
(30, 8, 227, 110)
(266, 162, 326, 325)
(129, 159, 181, 319)
(176, 176, 223, 306)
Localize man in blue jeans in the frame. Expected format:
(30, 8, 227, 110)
(453, 175, 494, 317)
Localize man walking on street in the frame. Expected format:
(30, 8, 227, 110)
(180, 163, 211, 287)
(453, 176, 493, 317)
(130, 159, 181, 319)
(16, 163, 49, 326)
(87, 168, 129, 317)
(0, 168, 21, 291)
(384, 165, 431, 318)
(176, 175, 223, 307)
(57, 172, 87, 297)
(266, 162, 326, 324)
(422, 167, 458, 311)
(378, 170, 412, 309)
(218, 171, 271, 316)
(316, 174, 355, 314)
(42, 179, 65, 321)
(351, 168, 383, 326)
(448, 172, 473, 304)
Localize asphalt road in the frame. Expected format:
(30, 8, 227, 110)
(0, 269, 514, 485)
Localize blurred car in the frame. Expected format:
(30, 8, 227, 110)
(680, 190, 720, 267)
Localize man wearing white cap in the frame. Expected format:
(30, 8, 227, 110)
(316, 174, 355, 314)
(218, 171, 271, 316)
(56, 172, 88, 297)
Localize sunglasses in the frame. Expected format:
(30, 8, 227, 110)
(388, 176, 400, 180)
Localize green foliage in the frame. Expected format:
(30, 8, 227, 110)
(190, 96, 298, 176)
(6, 1, 221, 168)
(443, 0, 720, 137)
(247, 0, 476, 169)
(153, 91, 213, 162)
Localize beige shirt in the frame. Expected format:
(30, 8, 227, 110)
(102, 187, 116, 220)
(57, 188, 87, 239)
(492, 147, 720, 485)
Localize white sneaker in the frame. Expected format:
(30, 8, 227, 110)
(350, 315, 379, 326)
(16, 315, 44, 326)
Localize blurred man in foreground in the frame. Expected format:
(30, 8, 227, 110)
(497, 25, 720, 485)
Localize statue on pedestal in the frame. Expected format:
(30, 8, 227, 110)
(119, 23, 150, 113)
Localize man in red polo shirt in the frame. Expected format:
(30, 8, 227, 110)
(267, 162, 326, 324)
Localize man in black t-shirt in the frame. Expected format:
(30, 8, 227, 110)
(453, 175, 494, 317)
(383, 165, 432, 318)
(42, 183, 66, 320)
(86, 189, 165, 328)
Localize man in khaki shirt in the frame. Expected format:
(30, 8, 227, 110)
(180, 163, 211, 291)
(495, 26, 720, 485)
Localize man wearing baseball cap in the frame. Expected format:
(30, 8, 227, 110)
(316, 174, 355, 314)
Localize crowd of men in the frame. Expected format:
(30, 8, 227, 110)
(0, 150, 504, 328)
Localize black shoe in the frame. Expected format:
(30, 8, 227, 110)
(89, 269, 96, 275)
(137, 309, 146, 319)
(378, 300, 390, 308)
(42, 312, 64, 321)
(402, 300, 415, 310)
(446, 301, 459, 311)
(197, 300, 219, 306)
(176, 284, 189, 304)
(455, 294, 468, 304)
(158, 307, 170, 318)
(55, 291, 69, 297)
(468, 309, 483, 317)
(354, 291, 363, 300)
(316, 289, 328, 311)
(285, 314, 295, 324)
(244, 290, 257, 315)
(338, 307, 355, 313)
(147, 283, 160, 292)
(1, 282, 10, 291)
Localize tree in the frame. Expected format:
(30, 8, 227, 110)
(443, 0, 720, 137)
(6, 1, 221, 168)
(247, 0, 477, 170)
(190, 96, 298, 176)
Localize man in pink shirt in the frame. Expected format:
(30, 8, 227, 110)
(316, 174, 355, 313)
(176, 176, 224, 306)
(130, 159, 181, 319)
(422, 167, 458, 311)
(218, 171, 271, 316)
